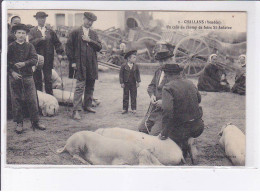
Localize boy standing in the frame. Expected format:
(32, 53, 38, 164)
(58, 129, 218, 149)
(119, 50, 141, 114)
(8, 24, 46, 134)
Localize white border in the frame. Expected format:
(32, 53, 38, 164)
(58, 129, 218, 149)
(2, 1, 260, 190)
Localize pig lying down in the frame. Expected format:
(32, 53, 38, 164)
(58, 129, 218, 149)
(57, 131, 162, 165)
(53, 89, 101, 107)
(218, 123, 246, 166)
(95, 127, 185, 165)
(37, 90, 59, 117)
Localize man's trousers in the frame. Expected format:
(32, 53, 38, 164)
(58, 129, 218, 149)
(33, 66, 53, 95)
(9, 75, 39, 123)
(73, 79, 95, 111)
(123, 82, 137, 111)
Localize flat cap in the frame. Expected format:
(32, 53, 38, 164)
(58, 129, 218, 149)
(34, 12, 48, 18)
(84, 12, 97, 21)
(124, 50, 137, 59)
(12, 23, 30, 33)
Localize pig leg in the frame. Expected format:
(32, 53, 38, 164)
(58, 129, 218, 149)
(138, 149, 162, 165)
(73, 154, 91, 165)
(188, 138, 198, 165)
(112, 158, 130, 165)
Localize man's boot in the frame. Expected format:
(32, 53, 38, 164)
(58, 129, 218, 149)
(32, 121, 46, 131)
(15, 122, 24, 134)
(121, 110, 128, 114)
(73, 110, 81, 120)
(85, 107, 96, 113)
(188, 138, 198, 165)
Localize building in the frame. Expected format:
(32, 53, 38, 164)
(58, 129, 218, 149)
(8, 10, 125, 30)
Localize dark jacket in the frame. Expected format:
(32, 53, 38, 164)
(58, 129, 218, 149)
(197, 63, 230, 92)
(66, 27, 102, 81)
(7, 41, 38, 77)
(231, 67, 246, 95)
(161, 77, 203, 136)
(119, 63, 141, 84)
(28, 26, 64, 68)
(147, 67, 163, 99)
(8, 27, 16, 45)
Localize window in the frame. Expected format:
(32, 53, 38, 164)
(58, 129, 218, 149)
(56, 14, 65, 26)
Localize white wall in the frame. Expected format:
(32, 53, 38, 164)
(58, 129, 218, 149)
(8, 10, 124, 30)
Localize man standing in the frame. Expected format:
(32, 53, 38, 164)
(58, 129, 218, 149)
(159, 63, 204, 164)
(66, 12, 102, 120)
(138, 44, 174, 135)
(8, 15, 21, 45)
(29, 11, 64, 95)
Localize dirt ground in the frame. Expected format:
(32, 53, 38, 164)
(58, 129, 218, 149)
(6, 67, 245, 166)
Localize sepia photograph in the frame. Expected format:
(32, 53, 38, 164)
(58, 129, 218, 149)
(4, 9, 247, 167)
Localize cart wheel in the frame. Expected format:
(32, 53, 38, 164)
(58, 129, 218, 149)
(136, 37, 158, 62)
(174, 36, 210, 77)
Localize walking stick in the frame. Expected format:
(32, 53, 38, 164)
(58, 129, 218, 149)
(66, 69, 76, 114)
(58, 57, 64, 103)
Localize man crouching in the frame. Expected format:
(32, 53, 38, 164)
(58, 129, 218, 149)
(158, 63, 204, 164)
(8, 24, 46, 134)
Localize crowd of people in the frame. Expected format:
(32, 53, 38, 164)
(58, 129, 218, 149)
(7, 11, 246, 164)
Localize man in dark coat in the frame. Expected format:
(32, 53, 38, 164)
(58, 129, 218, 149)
(119, 50, 141, 114)
(231, 55, 246, 95)
(138, 44, 174, 135)
(29, 12, 64, 95)
(197, 54, 230, 92)
(159, 63, 204, 164)
(66, 12, 102, 120)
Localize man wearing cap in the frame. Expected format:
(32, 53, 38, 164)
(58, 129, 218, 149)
(138, 44, 174, 135)
(119, 50, 141, 114)
(66, 12, 102, 120)
(159, 63, 204, 164)
(29, 11, 64, 95)
(8, 23, 46, 133)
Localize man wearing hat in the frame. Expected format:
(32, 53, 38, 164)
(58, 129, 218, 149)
(8, 23, 46, 133)
(66, 11, 102, 120)
(138, 43, 174, 135)
(29, 11, 64, 95)
(159, 63, 204, 164)
(119, 50, 141, 114)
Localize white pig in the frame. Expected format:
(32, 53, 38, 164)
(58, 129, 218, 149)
(218, 123, 246, 166)
(57, 131, 162, 165)
(37, 90, 59, 116)
(95, 127, 185, 165)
